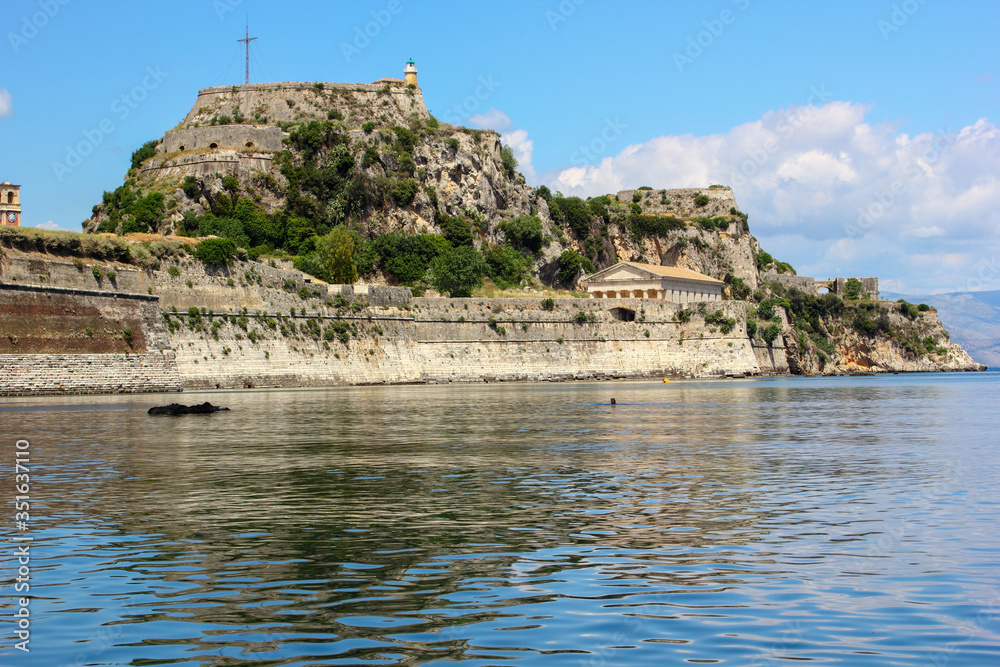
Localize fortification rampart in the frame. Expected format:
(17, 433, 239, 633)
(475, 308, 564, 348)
(177, 80, 429, 131)
(158, 125, 285, 154)
(0, 283, 181, 395)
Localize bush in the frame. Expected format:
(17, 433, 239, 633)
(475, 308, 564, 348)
(362, 121, 376, 134)
(762, 323, 781, 345)
(181, 176, 200, 199)
(550, 196, 592, 237)
(500, 144, 518, 178)
(130, 140, 158, 170)
(556, 249, 592, 284)
(429, 245, 484, 297)
(483, 245, 530, 289)
(499, 215, 543, 253)
(167, 265, 181, 277)
(573, 311, 589, 324)
(541, 298, 555, 311)
(694, 194, 710, 207)
(194, 237, 237, 266)
(441, 215, 474, 247)
(392, 178, 418, 206)
(843, 278, 863, 300)
(676, 309, 692, 323)
(746, 320, 757, 339)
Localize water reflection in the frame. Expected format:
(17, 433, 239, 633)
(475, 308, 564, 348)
(4, 373, 999, 665)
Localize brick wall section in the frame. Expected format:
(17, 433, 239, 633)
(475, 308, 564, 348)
(0, 352, 181, 396)
(0, 283, 181, 396)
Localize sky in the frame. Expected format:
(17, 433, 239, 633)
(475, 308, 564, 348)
(1, 0, 998, 294)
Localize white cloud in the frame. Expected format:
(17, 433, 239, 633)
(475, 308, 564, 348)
(0, 89, 12, 117)
(468, 108, 537, 182)
(467, 108, 513, 132)
(35, 221, 60, 230)
(543, 101, 1000, 293)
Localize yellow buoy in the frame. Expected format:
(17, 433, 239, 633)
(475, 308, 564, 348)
(662, 378, 670, 383)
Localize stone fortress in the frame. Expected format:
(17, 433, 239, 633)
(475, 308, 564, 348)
(145, 61, 428, 182)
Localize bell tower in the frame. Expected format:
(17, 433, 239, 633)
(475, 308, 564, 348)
(0, 182, 21, 227)
(404, 59, 418, 87)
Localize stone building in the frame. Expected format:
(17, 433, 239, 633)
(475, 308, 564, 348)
(0, 181, 21, 226)
(584, 262, 723, 303)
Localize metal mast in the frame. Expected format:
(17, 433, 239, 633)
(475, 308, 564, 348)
(237, 19, 257, 85)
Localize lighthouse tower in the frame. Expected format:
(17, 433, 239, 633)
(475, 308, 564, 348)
(404, 59, 418, 87)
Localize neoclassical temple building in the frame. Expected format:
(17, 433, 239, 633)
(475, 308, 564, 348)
(584, 262, 723, 303)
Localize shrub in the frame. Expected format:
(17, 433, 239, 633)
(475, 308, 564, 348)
(392, 178, 418, 206)
(556, 250, 592, 284)
(194, 237, 237, 266)
(500, 144, 518, 178)
(541, 298, 555, 311)
(92, 265, 103, 281)
(445, 137, 460, 151)
(676, 309, 692, 323)
(918, 303, 931, 312)
(499, 215, 543, 253)
(429, 245, 484, 297)
(843, 278, 863, 300)
(746, 320, 758, 339)
(181, 176, 200, 199)
(573, 311, 589, 324)
(167, 265, 181, 277)
(327, 109, 344, 120)
(550, 196, 592, 236)
(762, 323, 781, 345)
(694, 194, 710, 207)
(362, 122, 376, 133)
(441, 215, 474, 247)
(482, 245, 530, 289)
(130, 140, 158, 170)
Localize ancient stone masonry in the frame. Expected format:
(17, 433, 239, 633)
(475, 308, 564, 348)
(0, 283, 181, 396)
(158, 125, 285, 154)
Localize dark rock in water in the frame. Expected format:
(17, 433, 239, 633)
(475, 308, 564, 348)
(148, 402, 231, 416)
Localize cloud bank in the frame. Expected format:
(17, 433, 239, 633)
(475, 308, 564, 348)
(538, 101, 1000, 294)
(0, 89, 12, 117)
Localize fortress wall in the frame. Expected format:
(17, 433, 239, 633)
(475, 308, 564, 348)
(2, 250, 764, 394)
(0, 284, 181, 396)
(159, 125, 285, 154)
(761, 271, 818, 292)
(179, 81, 429, 130)
(617, 187, 739, 218)
(168, 299, 761, 390)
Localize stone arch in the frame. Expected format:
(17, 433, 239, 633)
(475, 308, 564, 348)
(245, 141, 254, 148)
(609, 307, 636, 322)
(178, 145, 185, 151)
(209, 142, 219, 149)
(6, 192, 12, 204)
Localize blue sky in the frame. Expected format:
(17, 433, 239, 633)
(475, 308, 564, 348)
(2, 0, 998, 293)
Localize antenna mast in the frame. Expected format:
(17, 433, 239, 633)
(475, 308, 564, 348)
(237, 19, 257, 85)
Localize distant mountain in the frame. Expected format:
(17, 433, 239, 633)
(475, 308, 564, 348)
(882, 290, 1000, 367)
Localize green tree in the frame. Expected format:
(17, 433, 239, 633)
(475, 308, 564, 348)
(482, 245, 530, 289)
(500, 144, 518, 178)
(130, 140, 158, 170)
(843, 278, 863, 300)
(556, 249, 593, 284)
(762, 323, 781, 346)
(441, 215, 474, 247)
(499, 215, 543, 253)
(429, 245, 484, 297)
(194, 238, 237, 266)
(316, 226, 358, 284)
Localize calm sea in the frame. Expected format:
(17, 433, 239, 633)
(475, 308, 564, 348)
(2, 371, 999, 666)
